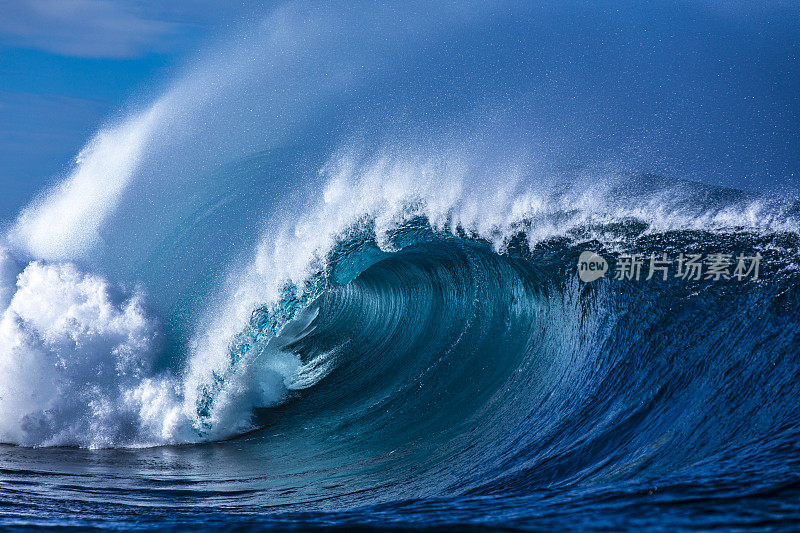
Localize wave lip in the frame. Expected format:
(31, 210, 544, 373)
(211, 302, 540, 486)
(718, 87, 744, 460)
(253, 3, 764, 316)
(0, 0, 797, 453)
(178, 155, 800, 440)
(2, 216, 792, 524)
(246, 221, 800, 509)
(1, 162, 798, 451)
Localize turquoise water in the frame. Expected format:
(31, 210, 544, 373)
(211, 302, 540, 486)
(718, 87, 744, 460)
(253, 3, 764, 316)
(1, 2, 799, 530)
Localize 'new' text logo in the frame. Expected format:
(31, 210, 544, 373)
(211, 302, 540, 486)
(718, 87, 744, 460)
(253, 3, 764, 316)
(577, 251, 608, 282)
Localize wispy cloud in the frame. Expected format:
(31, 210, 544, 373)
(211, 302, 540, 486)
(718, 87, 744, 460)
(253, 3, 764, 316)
(0, 0, 179, 58)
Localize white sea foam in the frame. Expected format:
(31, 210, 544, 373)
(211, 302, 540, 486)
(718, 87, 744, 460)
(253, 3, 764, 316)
(0, 261, 189, 448)
(179, 144, 800, 434)
(1, 141, 797, 447)
(1, 2, 798, 448)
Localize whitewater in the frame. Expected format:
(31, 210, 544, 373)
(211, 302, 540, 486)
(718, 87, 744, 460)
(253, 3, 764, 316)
(1, 2, 799, 530)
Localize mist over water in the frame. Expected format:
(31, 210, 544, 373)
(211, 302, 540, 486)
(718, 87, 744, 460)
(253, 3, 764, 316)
(0, 1, 799, 530)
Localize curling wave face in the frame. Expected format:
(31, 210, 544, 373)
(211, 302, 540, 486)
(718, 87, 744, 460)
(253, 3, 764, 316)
(1, 0, 798, 450)
(1, 209, 799, 529)
(1, 2, 799, 528)
(1, 162, 800, 451)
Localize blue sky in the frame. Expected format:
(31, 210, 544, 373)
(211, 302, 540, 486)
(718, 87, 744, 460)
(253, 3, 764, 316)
(0, 0, 268, 220)
(1, 1, 798, 223)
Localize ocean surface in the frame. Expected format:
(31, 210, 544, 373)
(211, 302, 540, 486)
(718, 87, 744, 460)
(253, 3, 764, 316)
(1, 2, 799, 531)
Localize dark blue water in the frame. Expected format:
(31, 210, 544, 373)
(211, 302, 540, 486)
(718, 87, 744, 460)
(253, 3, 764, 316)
(2, 205, 800, 530)
(1, 2, 799, 530)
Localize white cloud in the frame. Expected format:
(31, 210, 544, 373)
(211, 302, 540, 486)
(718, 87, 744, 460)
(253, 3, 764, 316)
(0, 0, 179, 58)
